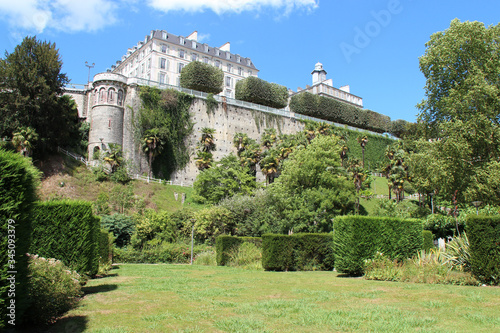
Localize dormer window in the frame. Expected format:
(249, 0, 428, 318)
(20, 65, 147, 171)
(192, 41, 197, 49)
(162, 31, 167, 39)
(179, 37, 185, 44)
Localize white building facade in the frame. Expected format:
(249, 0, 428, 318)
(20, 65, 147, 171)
(291, 62, 363, 108)
(111, 30, 259, 99)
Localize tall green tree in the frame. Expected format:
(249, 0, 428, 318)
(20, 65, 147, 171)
(413, 19, 500, 204)
(0, 36, 78, 155)
(269, 135, 356, 233)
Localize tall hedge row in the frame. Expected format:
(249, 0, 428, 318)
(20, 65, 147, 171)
(0, 149, 40, 328)
(333, 216, 423, 276)
(262, 233, 334, 271)
(235, 76, 288, 109)
(467, 216, 500, 285)
(215, 235, 262, 266)
(99, 228, 114, 266)
(290, 92, 400, 135)
(180, 61, 224, 94)
(31, 200, 100, 276)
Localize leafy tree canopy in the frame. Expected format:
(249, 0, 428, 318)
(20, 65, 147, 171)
(0, 36, 78, 155)
(193, 154, 258, 204)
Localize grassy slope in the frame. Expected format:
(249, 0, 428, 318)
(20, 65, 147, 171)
(38, 154, 207, 214)
(45, 264, 500, 333)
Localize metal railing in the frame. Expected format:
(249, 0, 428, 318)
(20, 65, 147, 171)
(57, 147, 192, 187)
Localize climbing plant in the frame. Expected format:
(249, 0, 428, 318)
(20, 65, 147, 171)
(138, 86, 194, 178)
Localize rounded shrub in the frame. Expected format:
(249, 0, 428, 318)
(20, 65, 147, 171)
(25, 254, 82, 325)
(180, 61, 224, 94)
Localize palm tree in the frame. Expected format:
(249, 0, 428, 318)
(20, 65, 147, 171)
(200, 127, 216, 152)
(142, 129, 164, 178)
(239, 143, 261, 176)
(233, 132, 250, 155)
(103, 143, 124, 173)
(12, 127, 38, 157)
(260, 149, 280, 185)
(195, 151, 213, 170)
(261, 128, 277, 149)
(357, 135, 368, 168)
(347, 158, 368, 214)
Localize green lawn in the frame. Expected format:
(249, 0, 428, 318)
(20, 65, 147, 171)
(44, 264, 500, 333)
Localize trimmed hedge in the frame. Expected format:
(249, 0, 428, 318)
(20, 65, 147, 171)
(235, 76, 288, 109)
(31, 200, 100, 276)
(422, 230, 434, 251)
(333, 216, 423, 276)
(99, 228, 114, 265)
(215, 235, 262, 266)
(0, 149, 40, 328)
(261, 233, 334, 271)
(179, 61, 224, 94)
(290, 92, 399, 135)
(467, 216, 500, 285)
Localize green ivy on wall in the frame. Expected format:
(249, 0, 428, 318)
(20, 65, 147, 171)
(138, 86, 194, 178)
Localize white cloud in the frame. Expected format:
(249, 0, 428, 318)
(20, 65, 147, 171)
(0, 0, 119, 34)
(146, 0, 318, 15)
(197, 33, 211, 43)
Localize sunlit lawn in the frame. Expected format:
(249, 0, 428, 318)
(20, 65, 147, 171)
(46, 264, 500, 333)
(35, 174, 494, 332)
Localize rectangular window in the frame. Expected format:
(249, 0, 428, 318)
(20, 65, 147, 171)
(179, 49, 185, 59)
(160, 58, 166, 69)
(192, 41, 197, 49)
(215, 61, 221, 69)
(162, 31, 167, 39)
(225, 76, 232, 87)
(227, 64, 232, 73)
(178, 63, 184, 73)
(203, 57, 210, 64)
(161, 44, 168, 53)
(192, 53, 198, 61)
(159, 73, 166, 84)
(238, 67, 242, 76)
(248, 70, 253, 76)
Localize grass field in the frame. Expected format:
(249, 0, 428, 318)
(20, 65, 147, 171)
(43, 264, 500, 333)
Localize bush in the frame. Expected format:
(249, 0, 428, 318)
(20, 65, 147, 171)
(180, 61, 224, 94)
(422, 230, 434, 251)
(261, 233, 334, 271)
(364, 250, 479, 286)
(31, 200, 100, 276)
(215, 235, 262, 266)
(227, 242, 262, 269)
(423, 214, 464, 239)
(113, 241, 212, 264)
(0, 149, 40, 327)
(193, 250, 217, 266)
(101, 213, 135, 248)
(290, 92, 391, 134)
(333, 216, 423, 276)
(235, 76, 288, 109)
(467, 215, 500, 285)
(99, 228, 114, 265)
(25, 254, 82, 325)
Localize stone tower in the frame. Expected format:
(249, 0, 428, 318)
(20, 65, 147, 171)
(88, 73, 128, 161)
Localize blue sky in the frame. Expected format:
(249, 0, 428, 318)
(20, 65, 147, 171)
(1, 0, 499, 122)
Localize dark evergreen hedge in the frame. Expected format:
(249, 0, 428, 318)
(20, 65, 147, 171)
(31, 200, 100, 276)
(215, 235, 262, 266)
(235, 76, 288, 109)
(422, 230, 434, 251)
(261, 233, 334, 271)
(290, 92, 399, 135)
(99, 228, 113, 265)
(467, 216, 500, 285)
(0, 149, 39, 328)
(179, 61, 224, 94)
(333, 216, 423, 276)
